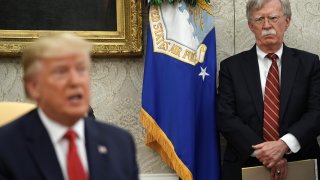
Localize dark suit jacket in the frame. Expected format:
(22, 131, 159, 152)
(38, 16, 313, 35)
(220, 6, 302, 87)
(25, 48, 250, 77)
(0, 109, 138, 180)
(217, 45, 320, 180)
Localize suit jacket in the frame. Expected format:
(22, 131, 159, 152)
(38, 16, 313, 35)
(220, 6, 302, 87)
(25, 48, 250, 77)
(217, 45, 320, 180)
(0, 109, 138, 180)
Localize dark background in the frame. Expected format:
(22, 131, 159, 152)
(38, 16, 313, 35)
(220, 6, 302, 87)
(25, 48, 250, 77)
(0, 0, 116, 31)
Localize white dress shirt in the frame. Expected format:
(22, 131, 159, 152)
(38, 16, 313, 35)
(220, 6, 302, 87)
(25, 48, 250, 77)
(256, 45, 301, 153)
(38, 108, 89, 180)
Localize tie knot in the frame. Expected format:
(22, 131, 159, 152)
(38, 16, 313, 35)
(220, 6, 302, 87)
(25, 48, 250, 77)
(64, 129, 78, 141)
(266, 53, 278, 62)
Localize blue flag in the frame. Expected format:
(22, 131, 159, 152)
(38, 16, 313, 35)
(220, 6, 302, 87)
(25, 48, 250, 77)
(140, 2, 220, 180)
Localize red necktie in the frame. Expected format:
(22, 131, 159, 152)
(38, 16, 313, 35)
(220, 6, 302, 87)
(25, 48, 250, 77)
(64, 130, 88, 180)
(263, 53, 280, 141)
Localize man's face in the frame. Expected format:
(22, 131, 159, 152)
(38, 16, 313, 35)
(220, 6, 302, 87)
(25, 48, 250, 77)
(248, 0, 291, 51)
(27, 52, 91, 126)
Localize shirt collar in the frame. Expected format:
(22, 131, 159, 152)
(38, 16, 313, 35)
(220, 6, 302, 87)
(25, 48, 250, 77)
(256, 44, 284, 62)
(38, 108, 85, 143)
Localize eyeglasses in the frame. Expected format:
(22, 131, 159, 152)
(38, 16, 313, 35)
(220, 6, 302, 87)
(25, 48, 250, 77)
(251, 15, 285, 25)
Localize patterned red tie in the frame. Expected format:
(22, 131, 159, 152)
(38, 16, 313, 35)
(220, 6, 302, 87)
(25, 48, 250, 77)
(64, 130, 88, 180)
(263, 53, 280, 141)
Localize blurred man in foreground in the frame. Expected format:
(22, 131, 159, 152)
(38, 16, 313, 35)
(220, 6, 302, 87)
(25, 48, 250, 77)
(0, 33, 138, 180)
(218, 0, 320, 179)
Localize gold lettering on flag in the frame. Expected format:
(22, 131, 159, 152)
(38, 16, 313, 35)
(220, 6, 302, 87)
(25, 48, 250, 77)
(149, 5, 208, 66)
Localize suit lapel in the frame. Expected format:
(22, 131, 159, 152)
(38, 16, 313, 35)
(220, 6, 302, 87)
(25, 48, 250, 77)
(85, 118, 112, 180)
(24, 109, 64, 180)
(242, 46, 264, 121)
(279, 45, 299, 122)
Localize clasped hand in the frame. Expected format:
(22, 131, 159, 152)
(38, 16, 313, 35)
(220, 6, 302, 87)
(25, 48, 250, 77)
(252, 140, 289, 180)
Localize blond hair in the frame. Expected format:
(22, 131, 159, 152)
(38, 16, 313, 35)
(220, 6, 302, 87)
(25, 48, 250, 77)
(22, 33, 92, 98)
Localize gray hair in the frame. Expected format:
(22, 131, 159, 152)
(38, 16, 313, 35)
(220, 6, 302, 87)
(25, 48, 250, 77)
(246, 0, 292, 20)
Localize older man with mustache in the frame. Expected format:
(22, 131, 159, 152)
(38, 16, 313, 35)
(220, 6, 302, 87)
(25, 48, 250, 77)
(217, 0, 320, 180)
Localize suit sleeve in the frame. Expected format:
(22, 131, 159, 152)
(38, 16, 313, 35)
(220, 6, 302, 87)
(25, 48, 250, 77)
(217, 60, 264, 159)
(288, 55, 320, 147)
(128, 134, 139, 180)
(0, 148, 9, 180)
(0, 173, 9, 180)
(0, 161, 5, 180)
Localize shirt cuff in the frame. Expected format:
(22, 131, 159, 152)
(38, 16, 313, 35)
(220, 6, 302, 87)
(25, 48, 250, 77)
(280, 133, 301, 153)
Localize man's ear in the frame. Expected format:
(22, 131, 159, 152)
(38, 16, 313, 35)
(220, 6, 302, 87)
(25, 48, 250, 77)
(285, 16, 291, 31)
(25, 77, 40, 101)
(248, 21, 254, 33)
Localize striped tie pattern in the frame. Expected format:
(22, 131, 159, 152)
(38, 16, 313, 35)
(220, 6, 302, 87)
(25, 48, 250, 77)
(263, 53, 280, 141)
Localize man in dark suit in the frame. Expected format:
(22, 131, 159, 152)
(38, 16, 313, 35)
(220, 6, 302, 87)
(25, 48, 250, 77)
(0, 33, 138, 180)
(217, 0, 320, 180)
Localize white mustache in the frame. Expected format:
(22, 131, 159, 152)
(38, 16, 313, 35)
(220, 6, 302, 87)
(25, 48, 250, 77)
(262, 29, 276, 36)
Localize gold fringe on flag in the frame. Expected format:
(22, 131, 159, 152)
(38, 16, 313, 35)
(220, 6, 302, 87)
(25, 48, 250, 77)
(140, 108, 193, 180)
